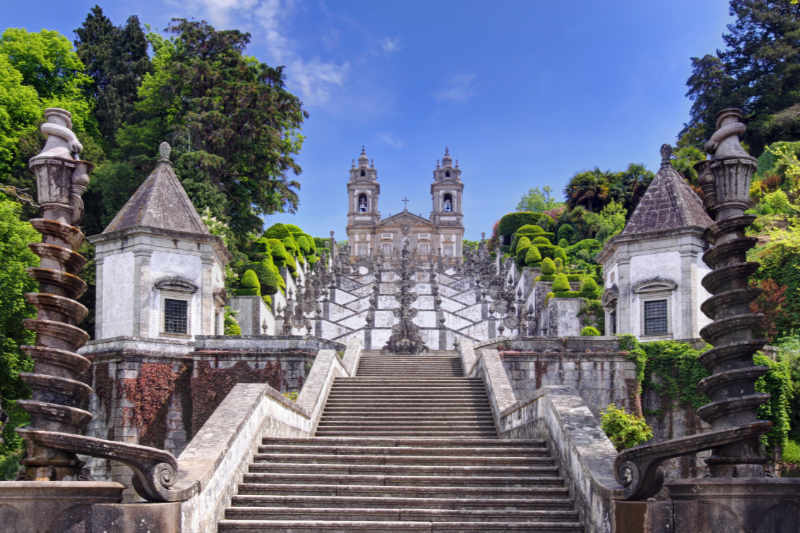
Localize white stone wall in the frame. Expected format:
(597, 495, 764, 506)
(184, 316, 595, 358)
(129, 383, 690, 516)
(99, 251, 135, 338)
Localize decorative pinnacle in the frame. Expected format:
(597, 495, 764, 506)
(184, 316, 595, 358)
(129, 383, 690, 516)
(444, 146, 450, 156)
(159, 141, 172, 162)
(361, 145, 366, 155)
(660, 144, 672, 168)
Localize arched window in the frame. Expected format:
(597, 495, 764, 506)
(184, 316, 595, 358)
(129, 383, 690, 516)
(445, 170, 451, 178)
(360, 169, 366, 177)
(358, 193, 368, 212)
(443, 193, 453, 212)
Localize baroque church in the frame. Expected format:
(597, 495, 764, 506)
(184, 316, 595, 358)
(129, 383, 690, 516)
(346, 146, 464, 261)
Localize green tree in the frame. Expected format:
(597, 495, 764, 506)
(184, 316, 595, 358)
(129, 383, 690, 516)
(683, 1, 800, 155)
(0, 196, 39, 479)
(583, 200, 627, 244)
(0, 28, 101, 196)
(516, 185, 563, 213)
(74, 5, 151, 152)
(100, 19, 306, 248)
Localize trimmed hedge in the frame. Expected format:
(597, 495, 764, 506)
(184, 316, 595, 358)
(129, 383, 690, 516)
(498, 212, 554, 236)
(580, 276, 601, 299)
(525, 245, 542, 266)
(532, 236, 551, 245)
(236, 269, 261, 296)
(581, 326, 601, 336)
(552, 273, 571, 293)
(541, 257, 556, 275)
(268, 238, 296, 273)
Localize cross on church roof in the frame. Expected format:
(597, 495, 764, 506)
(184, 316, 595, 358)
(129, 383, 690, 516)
(401, 196, 409, 210)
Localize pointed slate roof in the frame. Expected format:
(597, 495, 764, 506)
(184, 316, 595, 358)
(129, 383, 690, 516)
(103, 142, 209, 235)
(621, 145, 712, 236)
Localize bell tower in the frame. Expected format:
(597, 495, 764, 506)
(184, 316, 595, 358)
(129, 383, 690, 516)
(430, 147, 464, 258)
(346, 146, 380, 256)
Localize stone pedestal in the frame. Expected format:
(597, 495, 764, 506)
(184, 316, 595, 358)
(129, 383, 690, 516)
(0, 481, 180, 532)
(668, 478, 800, 533)
(614, 479, 800, 533)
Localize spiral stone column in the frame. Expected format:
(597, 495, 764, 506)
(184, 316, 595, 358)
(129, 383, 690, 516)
(696, 108, 769, 477)
(18, 108, 93, 480)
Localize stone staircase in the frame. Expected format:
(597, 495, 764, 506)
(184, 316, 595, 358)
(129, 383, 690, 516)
(218, 351, 584, 531)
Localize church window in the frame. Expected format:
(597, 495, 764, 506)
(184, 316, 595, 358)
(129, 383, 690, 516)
(443, 193, 453, 212)
(164, 298, 188, 334)
(360, 169, 366, 177)
(445, 170, 451, 178)
(358, 194, 368, 212)
(643, 299, 668, 335)
(609, 308, 617, 335)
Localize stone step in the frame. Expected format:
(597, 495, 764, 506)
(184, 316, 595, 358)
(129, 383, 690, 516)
(252, 453, 554, 466)
(320, 408, 493, 415)
(323, 399, 489, 405)
(224, 506, 580, 522)
(330, 384, 484, 389)
(325, 393, 488, 400)
(336, 378, 481, 383)
(314, 431, 498, 438)
(322, 411, 494, 424)
(235, 483, 571, 499)
(229, 494, 574, 510)
(261, 438, 542, 447)
(315, 423, 496, 431)
(241, 472, 567, 487)
(316, 421, 496, 429)
(249, 463, 558, 477)
(218, 519, 584, 532)
(257, 445, 548, 456)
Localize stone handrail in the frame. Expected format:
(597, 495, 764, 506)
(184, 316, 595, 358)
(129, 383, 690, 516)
(458, 340, 621, 533)
(177, 337, 362, 532)
(499, 386, 623, 533)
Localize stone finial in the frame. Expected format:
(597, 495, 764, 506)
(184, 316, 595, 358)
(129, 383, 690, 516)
(158, 141, 172, 163)
(361, 145, 366, 154)
(705, 108, 751, 159)
(444, 146, 450, 156)
(351, 159, 355, 168)
(660, 144, 672, 168)
(32, 108, 83, 161)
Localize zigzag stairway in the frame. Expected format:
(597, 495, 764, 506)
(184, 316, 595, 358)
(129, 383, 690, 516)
(218, 351, 584, 531)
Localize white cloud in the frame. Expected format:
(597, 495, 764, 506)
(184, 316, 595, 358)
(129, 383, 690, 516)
(180, 0, 348, 107)
(380, 37, 401, 53)
(435, 74, 477, 102)
(378, 132, 405, 149)
(288, 58, 350, 107)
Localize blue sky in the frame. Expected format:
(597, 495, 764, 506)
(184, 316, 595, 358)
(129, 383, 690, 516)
(5, 0, 733, 240)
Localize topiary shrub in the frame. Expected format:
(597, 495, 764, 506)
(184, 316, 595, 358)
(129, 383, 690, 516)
(557, 223, 578, 244)
(541, 257, 556, 275)
(601, 404, 653, 450)
(224, 307, 242, 335)
(498, 212, 554, 237)
(552, 273, 571, 293)
(264, 223, 292, 240)
(581, 326, 601, 336)
(236, 269, 261, 296)
(554, 257, 564, 272)
(516, 224, 546, 236)
(262, 294, 272, 308)
(525, 245, 542, 267)
(532, 236, 551, 245)
(515, 235, 532, 257)
(268, 238, 296, 274)
(580, 276, 601, 299)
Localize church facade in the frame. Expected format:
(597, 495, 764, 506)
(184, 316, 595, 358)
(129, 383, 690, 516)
(346, 147, 464, 261)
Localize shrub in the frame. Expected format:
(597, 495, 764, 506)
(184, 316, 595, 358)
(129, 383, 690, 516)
(224, 308, 241, 335)
(558, 238, 569, 248)
(557, 223, 578, 244)
(581, 326, 601, 336)
(541, 257, 556, 275)
(513, 235, 531, 254)
(516, 224, 546, 236)
(554, 257, 564, 271)
(601, 404, 653, 450)
(264, 223, 292, 240)
(784, 439, 800, 464)
(532, 236, 551, 245)
(525, 245, 542, 266)
(262, 294, 272, 307)
(580, 276, 601, 299)
(236, 269, 261, 296)
(269, 238, 296, 273)
(498, 212, 554, 236)
(552, 273, 571, 293)
(755, 352, 793, 454)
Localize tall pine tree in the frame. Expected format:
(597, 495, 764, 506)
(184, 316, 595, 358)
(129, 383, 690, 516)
(74, 5, 151, 152)
(682, 0, 800, 155)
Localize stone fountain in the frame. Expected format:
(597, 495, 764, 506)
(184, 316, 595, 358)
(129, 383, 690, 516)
(1, 109, 196, 510)
(614, 109, 800, 532)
